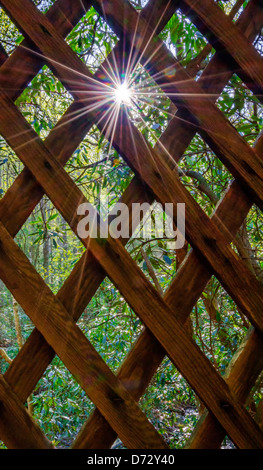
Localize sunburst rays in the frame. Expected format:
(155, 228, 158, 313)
(0, 0, 225, 208)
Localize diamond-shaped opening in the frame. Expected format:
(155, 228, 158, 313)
(31, 355, 94, 448)
(15, 197, 84, 294)
(0, 7, 24, 56)
(139, 358, 199, 448)
(217, 74, 263, 145)
(253, 29, 263, 55)
(0, 280, 145, 448)
(179, 133, 233, 216)
(221, 436, 235, 449)
(0, 440, 6, 449)
(217, 0, 247, 20)
(78, 278, 144, 373)
(31, 283, 142, 448)
(127, 202, 179, 294)
(66, 6, 119, 74)
(191, 275, 251, 375)
(0, 137, 25, 196)
(123, 63, 173, 147)
(129, 0, 150, 9)
(32, 0, 56, 13)
(32, 279, 142, 447)
(29, 280, 146, 447)
(15, 66, 73, 140)
(172, 3, 248, 70)
(0, 285, 34, 375)
(159, 10, 209, 72)
(235, 204, 263, 279)
(66, 125, 134, 207)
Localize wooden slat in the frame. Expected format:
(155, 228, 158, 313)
(0, 0, 262, 444)
(3, 177, 151, 401)
(179, 0, 263, 99)
(0, 92, 263, 448)
(187, 328, 263, 448)
(0, 0, 255, 411)
(0, 0, 262, 450)
(2, 82, 263, 344)
(73, 135, 263, 449)
(88, 0, 263, 211)
(2, 0, 263, 212)
(0, 374, 53, 449)
(1, 200, 263, 450)
(155, 0, 263, 162)
(0, 0, 176, 407)
(1, 0, 263, 339)
(0, 222, 167, 450)
(0, 0, 90, 101)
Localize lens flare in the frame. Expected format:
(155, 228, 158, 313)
(114, 82, 132, 105)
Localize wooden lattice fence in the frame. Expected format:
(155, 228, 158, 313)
(0, 0, 262, 449)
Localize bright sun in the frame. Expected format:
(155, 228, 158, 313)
(114, 82, 132, 105)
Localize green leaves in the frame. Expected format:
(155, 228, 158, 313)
(159, 11, 207, 64)
(66, 6, 118, 72)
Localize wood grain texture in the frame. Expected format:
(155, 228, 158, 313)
(0, 374, 53, 449)
(1, 0, 263, 211)
(0, 0, 173, 415)
(0, 0, 90, 101)
(0, 2, 262, 450)
(77, 0, 263, 448)
(179, 0, 263, 99)
(89, 0, 263, 210)
(154, 0, 263, 162)
(187, 327, 263, 448)
(1, 0, 263, 339)
(3, 82, 263, 347)
(0, 222, 168, 450)
(0, 91, 263, 448)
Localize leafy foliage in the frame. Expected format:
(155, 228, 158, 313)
(0, 0, 262, 449)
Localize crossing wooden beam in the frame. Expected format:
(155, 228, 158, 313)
(179, 0, 263, 100)
(0, 0, 262, 449)
(0, 83, 263, 449)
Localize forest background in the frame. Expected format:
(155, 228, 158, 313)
(0, 0, 262, 449)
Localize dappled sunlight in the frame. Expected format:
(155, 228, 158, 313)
(0, 0, 262, 453)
